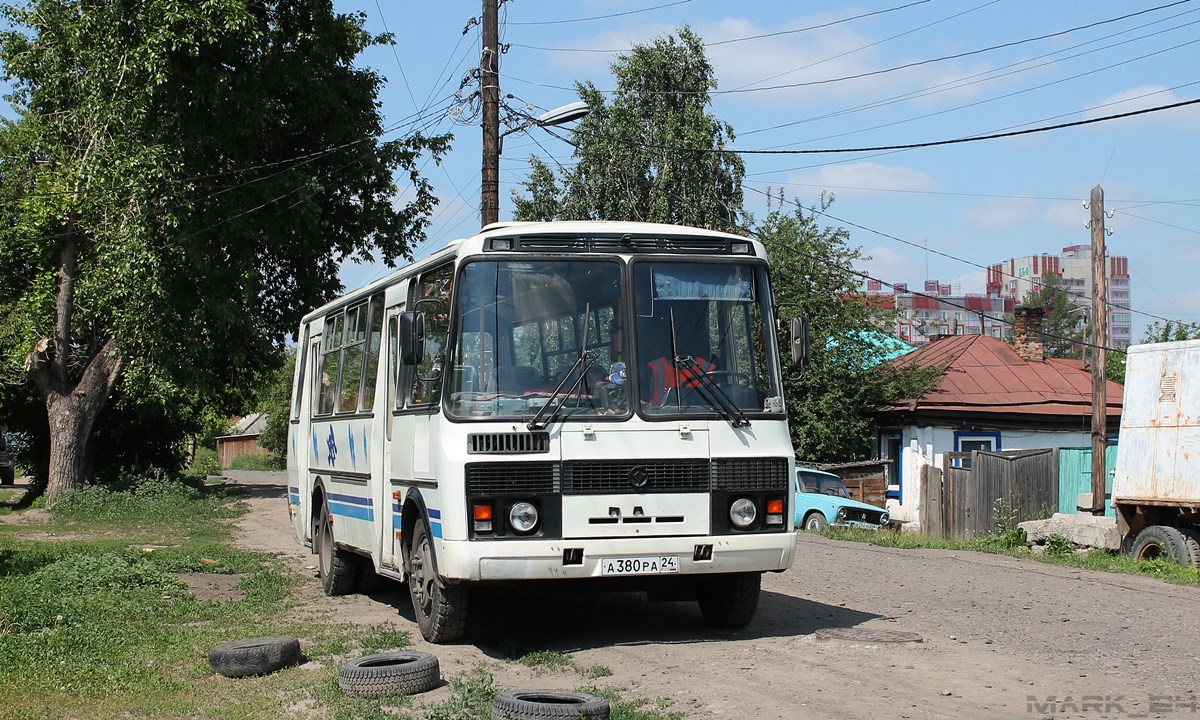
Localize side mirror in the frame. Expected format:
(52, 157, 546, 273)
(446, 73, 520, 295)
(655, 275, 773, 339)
(790, 316, 810, 368)
(399, 311, 425, 366)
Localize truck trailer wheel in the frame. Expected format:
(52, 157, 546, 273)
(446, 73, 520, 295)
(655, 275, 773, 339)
(1177, 527, 1200, 568)
(696, 572, 761, 629)
(316, 498, 359, 596)
(1129, 525, 1195, 566)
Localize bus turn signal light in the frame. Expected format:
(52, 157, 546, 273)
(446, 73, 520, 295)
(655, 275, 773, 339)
(766, 498, 784, 525)
(473, 503, 494, 533)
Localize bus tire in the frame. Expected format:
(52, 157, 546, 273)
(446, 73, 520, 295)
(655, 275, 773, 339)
(491, 690, 611, 720)
(1129, 525, 1192, 565)
(337, 651, 440, 697)
(696, 572, 760, 630)
(208, 636, 301, 678)
(407, 519, 468, 643)
(317, 499, 358, 596)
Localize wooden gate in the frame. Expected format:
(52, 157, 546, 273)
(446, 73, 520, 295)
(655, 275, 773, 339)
(920, 449, 1059, 539)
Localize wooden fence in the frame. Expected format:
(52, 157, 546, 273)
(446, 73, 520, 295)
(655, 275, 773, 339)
(919, 448, 1059, 539)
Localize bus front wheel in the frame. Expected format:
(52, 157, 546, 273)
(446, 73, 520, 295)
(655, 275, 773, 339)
(697, 572, 760, 629)
(406, 519, 468, 643)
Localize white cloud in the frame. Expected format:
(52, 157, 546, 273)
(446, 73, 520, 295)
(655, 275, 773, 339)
(964, 197, 1038, 228)
(784, 162, 938, 196)
(857, 245, 922, 287)
(1084, 86, 1200, 129)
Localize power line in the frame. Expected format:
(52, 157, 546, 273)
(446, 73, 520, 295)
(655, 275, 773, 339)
(742, 185, 1181, 330)
(505, 1, 690, 26)
(708, 0, 931, 47)
(719, 0, 1192, 95)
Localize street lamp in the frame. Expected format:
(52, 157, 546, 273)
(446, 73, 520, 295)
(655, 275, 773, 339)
(481, 101, 589, 227)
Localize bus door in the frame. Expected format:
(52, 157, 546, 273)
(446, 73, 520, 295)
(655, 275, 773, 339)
(291, 329, 321, 545)
(391, 263, 453, 552)
(379, 304, 403, 571)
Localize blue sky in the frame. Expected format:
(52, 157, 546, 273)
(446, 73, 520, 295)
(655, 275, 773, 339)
(334, 0, 1200, 341)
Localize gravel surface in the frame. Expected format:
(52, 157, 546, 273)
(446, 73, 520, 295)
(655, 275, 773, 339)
(226, 471, 1200, 719)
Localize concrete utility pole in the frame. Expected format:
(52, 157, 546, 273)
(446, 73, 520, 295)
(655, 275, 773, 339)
(1089, 184, 1108, 515)
(480, 0, 500, 227)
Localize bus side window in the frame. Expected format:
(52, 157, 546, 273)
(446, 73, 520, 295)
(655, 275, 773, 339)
(360, 293, 385, 410)
(316, 313, 344, 415)
(409, 264, 453, 407)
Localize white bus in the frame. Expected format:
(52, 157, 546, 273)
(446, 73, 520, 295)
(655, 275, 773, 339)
(287, 221, 799, 642)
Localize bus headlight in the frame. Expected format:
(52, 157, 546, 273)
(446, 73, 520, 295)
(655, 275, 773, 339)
(508, 502, 539, 534)
(729, 498, 757, 529)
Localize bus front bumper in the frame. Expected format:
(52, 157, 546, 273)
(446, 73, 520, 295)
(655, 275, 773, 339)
(436, 533, 797, 583)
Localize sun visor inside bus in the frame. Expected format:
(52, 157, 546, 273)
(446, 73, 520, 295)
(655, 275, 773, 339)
(651, 267, 753, 301)
(512, 273, 576, 318)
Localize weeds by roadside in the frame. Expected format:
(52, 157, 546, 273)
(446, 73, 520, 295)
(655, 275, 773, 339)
(820, 526, 1200, 585)
(0, 478, 681, 719)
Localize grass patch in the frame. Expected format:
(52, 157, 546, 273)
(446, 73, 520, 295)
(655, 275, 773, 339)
(821, 527, 1200, 584)
(226, 454, 284, 472)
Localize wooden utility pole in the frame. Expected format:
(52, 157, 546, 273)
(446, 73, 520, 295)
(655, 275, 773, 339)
(1089, 184, 1108, 515)
(480, 0, 500, 227)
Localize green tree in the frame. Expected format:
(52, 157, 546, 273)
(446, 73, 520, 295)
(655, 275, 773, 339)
(757, 192, 940, 461)
(512, 26, 744, 232)
(257, 350, 295, 461)
(1020, 273, 1085, 358)
(0, 0, 448, 504)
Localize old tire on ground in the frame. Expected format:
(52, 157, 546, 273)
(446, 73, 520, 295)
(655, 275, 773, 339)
(337, 651, 440, 697)
(208, 636, 301, 678)
(696, 572, 761, 630)
(407, 518, 468, 643)
(1176, 527, 1200, 568)
(316, 498, 358, 596)
(492, 689, 610, 720)
(803, 512, 828, 531)
(1129, 525, 1192, 565)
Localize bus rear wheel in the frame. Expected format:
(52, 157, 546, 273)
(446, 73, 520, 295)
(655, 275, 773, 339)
(406, 519, 468, 643)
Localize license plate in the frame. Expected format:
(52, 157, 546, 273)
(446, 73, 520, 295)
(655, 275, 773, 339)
(600, 555, 679, 576)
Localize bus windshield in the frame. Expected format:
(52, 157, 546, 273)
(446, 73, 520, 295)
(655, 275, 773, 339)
(633, 261, 782, 419)
(448, 259, 628, 420)
(447, 257, 783, 422)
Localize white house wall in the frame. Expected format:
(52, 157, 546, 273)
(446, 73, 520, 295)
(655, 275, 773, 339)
(885, 424, 1094, 531)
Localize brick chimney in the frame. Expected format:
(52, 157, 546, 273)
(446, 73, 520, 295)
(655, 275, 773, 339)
(1013, 307, 1045, 362)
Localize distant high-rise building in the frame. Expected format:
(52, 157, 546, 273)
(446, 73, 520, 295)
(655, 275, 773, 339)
(987, 246, 1132, 347)
(864, 279, 1014, 344)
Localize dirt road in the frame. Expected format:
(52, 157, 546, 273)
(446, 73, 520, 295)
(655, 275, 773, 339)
(226, 471, 1200, 719)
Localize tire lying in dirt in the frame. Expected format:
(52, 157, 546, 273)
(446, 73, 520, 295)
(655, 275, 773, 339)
(1129, 525, 1197, 566)
(208, 636, 302, 678)
(492, 690, 611, 720)
(337, 651, 441, 697)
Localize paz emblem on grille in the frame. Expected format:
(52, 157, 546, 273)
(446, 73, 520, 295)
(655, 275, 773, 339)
(628, 466, 649, 490)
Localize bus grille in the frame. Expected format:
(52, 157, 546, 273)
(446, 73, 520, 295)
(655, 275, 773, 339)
(711, 458, 790, 491)
(467, 432, 550, 454)
(562, 460, 710, 494)
(465, 458, 788, 496)
(466, 462, 558, 495)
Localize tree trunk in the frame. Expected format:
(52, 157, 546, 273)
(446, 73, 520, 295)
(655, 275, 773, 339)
(27, 227, 126, 506)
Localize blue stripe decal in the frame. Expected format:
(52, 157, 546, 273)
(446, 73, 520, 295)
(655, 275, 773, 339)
(329, 502, 374, 522)
(428, 508, 442, 520)
(392, 503, 401, 513)
(288, 486, 300, 493)
(393, 514, 403, 530)
(430, 521, 443, 538)
(289, 494, 301, 505)
(329, 492, 372, 506)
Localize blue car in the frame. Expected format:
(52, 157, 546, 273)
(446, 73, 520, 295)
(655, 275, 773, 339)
(795, 467, 889, 531)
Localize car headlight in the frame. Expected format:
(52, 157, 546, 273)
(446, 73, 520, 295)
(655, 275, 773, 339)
(508, 501, 539, 534)
(729, 498, 757, 529)
(879, 512, 890, 526)
(836, 506, 847, 523)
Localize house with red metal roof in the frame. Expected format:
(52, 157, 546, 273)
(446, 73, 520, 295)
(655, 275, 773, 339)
(870, 308, 1123, 526)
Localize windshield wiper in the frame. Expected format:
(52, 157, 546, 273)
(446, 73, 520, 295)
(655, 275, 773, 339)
(674, 356, 751, 428)
(666, 307, 750, 428)
(527, 305, 596, 430)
